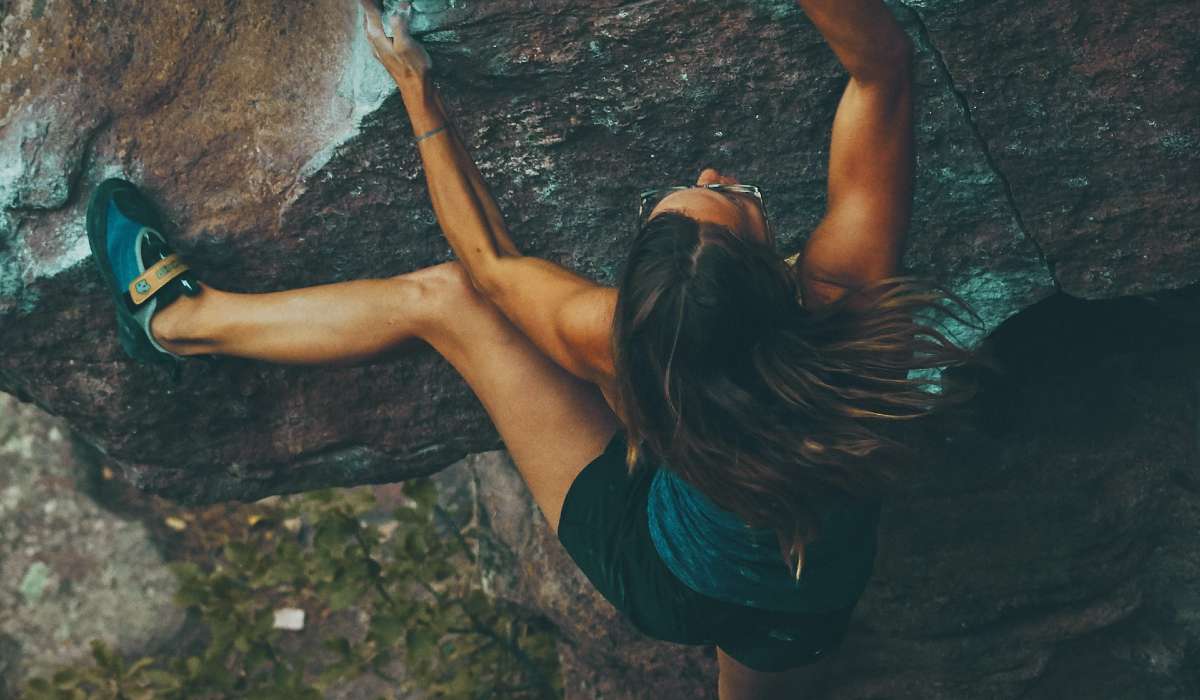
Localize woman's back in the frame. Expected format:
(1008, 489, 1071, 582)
(646, 465, 881, 613)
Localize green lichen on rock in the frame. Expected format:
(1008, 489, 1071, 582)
(18, 562, 51, 605)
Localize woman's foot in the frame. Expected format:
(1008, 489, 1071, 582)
(86, 178, 202, 366)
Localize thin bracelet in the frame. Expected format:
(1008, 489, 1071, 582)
(415, 125, 448, 143)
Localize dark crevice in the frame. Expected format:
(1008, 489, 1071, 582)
(63, 114, 113, 212)
(942, 282, 1200, 445)
(981, 286, 1199, 376)
(898, 3, 1061, 292)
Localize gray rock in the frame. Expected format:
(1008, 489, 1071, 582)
(0, 394, 186, 695)
(897, 0, 1200, 297)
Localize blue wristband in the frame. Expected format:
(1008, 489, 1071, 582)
(415, 125, 448, 143)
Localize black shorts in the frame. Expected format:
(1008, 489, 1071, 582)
(556, 432, 860, 672)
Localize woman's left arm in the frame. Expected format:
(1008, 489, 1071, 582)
(360, 1, 617, 384)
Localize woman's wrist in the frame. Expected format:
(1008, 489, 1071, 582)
(393, 71, 434, 100)
(395, 74, 444, 136)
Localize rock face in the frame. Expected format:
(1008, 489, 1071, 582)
(1, 0, 1198, 696)
(3, 0, 1196, 501)
(0, 393, 185, 698)
(903, 0, 1199, 297)
(836, 294, 1200, 699)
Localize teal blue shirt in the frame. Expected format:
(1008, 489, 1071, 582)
(646, 467, 880, 613)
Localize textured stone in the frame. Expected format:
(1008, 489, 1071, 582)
(898, 0, 1200, 297)
(0, 393, 186, 697)
(2, 0, 1189, 498)
(832, 295, 1200, 699)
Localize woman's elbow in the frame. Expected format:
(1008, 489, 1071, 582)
(468, 256, 510, 301)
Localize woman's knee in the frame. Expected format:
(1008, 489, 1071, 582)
(401, 261, 491, 336)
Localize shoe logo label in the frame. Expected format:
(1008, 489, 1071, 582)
(156, 259, 182, 278)
(129, 254, 189, 306)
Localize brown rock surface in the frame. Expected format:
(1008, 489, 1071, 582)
(0, 1, 1192, 497)
(4, 0, 1194, 500)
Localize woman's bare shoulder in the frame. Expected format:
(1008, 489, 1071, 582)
(787, 250, 856, 312)
(559, 285, 619, 382)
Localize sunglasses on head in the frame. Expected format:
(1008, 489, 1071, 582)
(637, 184, 774, 244)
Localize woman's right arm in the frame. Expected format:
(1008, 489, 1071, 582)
(360, 1, 617, 386)
(792, 0, 915, 311)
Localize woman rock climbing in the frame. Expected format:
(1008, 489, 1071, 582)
(87, 0, 976, 696)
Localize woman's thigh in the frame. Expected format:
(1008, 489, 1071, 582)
(413, 262, 619, 533)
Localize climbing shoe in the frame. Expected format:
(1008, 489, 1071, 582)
(86, 178, 202, 368)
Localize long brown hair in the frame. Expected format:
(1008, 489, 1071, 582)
(612, 213, 980, 578)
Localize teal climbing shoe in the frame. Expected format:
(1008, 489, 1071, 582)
(86, 178, 201, 368)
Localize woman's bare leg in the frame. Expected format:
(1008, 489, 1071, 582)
(151, 277, 429, 365)
(150, 262, 618, 532)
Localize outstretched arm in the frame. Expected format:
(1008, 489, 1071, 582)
(361, 3, 517, 263)
(360, 1, 616, 385)
(794, 0, 914, 311)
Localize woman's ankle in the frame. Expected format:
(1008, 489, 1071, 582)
(149, 288, 213, 355)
